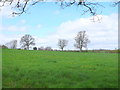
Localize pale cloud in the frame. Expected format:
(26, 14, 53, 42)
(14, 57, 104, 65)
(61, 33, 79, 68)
(54, 10, 60, 15)
(1, 25, 27, 32)
(1, 19, 28, 32)
(35, 13, 118, 50)
(0, 25, 3, 31)
(20, 20, 26, 24)
(0, 13, 118, 50)
(0, 33, 22, 47)
(7, 26, 27, 31)
(0, 3, 14, 18)
(36, 24, 42, 29)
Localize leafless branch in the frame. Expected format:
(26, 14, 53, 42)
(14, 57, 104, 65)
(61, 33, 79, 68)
(12, 0, 29, 15)
(112, 1, 120, 6)
(0, 0, 119, 18)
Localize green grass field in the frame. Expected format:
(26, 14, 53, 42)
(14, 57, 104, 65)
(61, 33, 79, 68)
(2, 49, 118, 88)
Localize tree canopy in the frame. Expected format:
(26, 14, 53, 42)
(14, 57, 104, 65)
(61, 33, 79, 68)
(74, 31, 90, 52)
(20, 34, 35, 50)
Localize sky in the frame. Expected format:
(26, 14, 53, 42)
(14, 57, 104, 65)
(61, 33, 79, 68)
(0, 2, 118, 50)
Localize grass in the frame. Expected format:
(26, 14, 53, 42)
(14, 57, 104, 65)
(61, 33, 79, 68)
(2, 49, 118, 88)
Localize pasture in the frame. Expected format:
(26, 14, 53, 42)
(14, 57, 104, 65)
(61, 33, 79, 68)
(2, 49, 118, 88)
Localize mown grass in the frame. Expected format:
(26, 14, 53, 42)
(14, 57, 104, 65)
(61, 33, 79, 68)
(2, 49, 118, 88)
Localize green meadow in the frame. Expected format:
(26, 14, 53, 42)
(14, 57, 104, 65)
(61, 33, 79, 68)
(2, 49, 118, 88)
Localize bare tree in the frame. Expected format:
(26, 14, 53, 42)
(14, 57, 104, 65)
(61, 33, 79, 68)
(38, 46, 44, 50)
(0, 45, 8, 49)
(74, 31, 90, 52)
(58, 39, 68, 51)
(20, 34, 35, 50)
(0, 0, 119, 18)
(5, 40, 17, 49)
(45, 46, 53, 51)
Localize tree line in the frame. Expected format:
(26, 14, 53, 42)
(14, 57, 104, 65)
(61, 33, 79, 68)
(0, 31, 90, 52)
(58, 31, 90, 52)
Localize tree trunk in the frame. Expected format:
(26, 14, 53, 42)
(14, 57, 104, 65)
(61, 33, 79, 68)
(27, 46, 29, 50)
(79, 47, 82, 52)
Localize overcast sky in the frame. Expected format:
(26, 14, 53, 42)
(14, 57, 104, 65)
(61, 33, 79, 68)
(0, 2, 118, 50)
